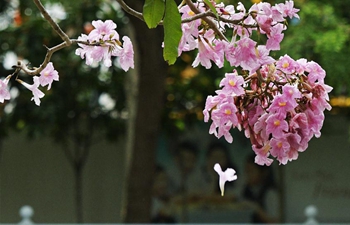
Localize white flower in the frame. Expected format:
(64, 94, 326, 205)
(214, 163, 237, 196)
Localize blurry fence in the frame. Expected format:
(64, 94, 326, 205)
(0, 205, 320, 225)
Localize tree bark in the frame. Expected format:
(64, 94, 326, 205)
(122, 1, 167, 222)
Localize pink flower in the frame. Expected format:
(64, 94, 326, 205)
(118, 36, 134, 71)
(217, 122, 234, 143)
(203, 94, 223, 122)
(285, 132, 302, 161)
(39, 62, 59, 90)
(252, 142, 273, 166)
(214, 163, 237, 196)
(20, 77, 45, 106)
(75, 34, 96, 66)
(89, 20, 119, 41)
(276, 54, 296, 74)
(209, 120, 219, 137)
(266, 113, 289, 138)
(282, 84, 302, 100)
(266, 23, 284, 51)
(230, 37, 258, 72)
(213, 39, 226, 68)
(76, 20, 134, 69)
(192, 34, 221, 69)
(306, 61, 326, 83)
(247, 102, 264, 127)
(268, 94, 295, 116)
(295, 58, 308, 74)
(270, 137, 290, 165)
(289, 113, 310, 151)
(275, 0, 300, 19)
(256, 45, 275, 67)
(253, 112, 269, 141)
(310, 83, 332, 112)
(212, 100, 239, 126)
(219, 71, 245, 96)
(91, 46, 113, 67)
(256, 15, 273, 35)
(0, 76, 11, 103)
(178, 23, 198, 55)
(305, 108, 324, 138)
(270, 6, 285, 22)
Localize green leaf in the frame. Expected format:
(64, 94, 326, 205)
(143, 0, 165, 28)
(163, 0, 182, 65)
(203, 0, 218, 19)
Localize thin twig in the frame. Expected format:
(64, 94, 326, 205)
(15, 39, 102, 75)
(16, 41, 69, 75)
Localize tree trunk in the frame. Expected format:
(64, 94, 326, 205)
(123, 1, 167, 222)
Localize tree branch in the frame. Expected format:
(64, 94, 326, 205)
(184, 0, 227, 41)
(33, 0, 72, 45)
(12, 0, 77, 76)
(115, 0, 144, 22)
(181, 10, 213, 23)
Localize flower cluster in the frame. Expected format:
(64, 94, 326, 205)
(0, 20, 134, 106)
(204, 56, 332, 166)
(0, 62, 59, 106)
(178, 0, 299, 72)
(76, 20, 134, 71)
(177, 0, 332, 165)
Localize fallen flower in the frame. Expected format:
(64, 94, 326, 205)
(214, 163, 237, 196)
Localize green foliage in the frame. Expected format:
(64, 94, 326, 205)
(143, 0, 165, 28)
(279, 1, 350, 96)
(163, 0, 182, 65)
(203, 0, 218, 19)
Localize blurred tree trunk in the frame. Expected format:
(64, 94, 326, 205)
(122, 1, 167, 223)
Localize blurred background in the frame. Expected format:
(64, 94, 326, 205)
(0, 0, 349, 223)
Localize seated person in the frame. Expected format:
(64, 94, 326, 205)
(241, 154, 281, 223)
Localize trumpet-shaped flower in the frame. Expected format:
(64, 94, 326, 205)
(252, 143, 273, 166)
(266, 113, 288, 138)
(266, 23, 285, 51)
(268, 94, 296, 116)
(276, 54, 296, 74)
(306, 61, 326, 84)
(39, 62, 59, 90)
(275, 0, 300, 19)
(192, 35, 221, 69)
(214, 163, 237, 196)
(282, 84, 302, 100)
(0, 76, 11, 103)
(270, 137, 290, 165)
(219, 71, 245, 96)
(20, 77, 45, 106)
(89, 20, 119, 41)
(118, 36, 134, 72)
